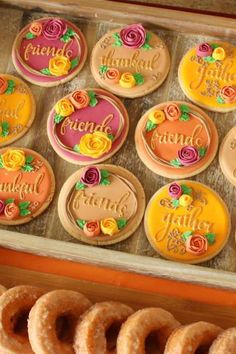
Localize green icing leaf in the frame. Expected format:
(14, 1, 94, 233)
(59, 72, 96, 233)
(216, 95, 225, 104)
(182, 230, 193, 241)
(199, 147, 206, 157)
(113, 32, 123, 47)
(171, 199, 180, 208)
(73, 144, 80, 153)
(0, 156, 3, 168)
(146, 32, 151, 42)
(204, 56, 216, 63)
(100, 178, 110, 186)
(179, 112, 190, 121)
(108, 134, 114, 141)
(146, 120, 157, 132)
(181, 184, 192, 195)
(70, 57, 79, 70)
(77, 219, 86, 229)
(101, 170, 109, 179)
(25, 32, 36, 39)
(67, 28, 75, 36)
(22, 164, 34, 172)
(8, 80, 15, 88)
(133, 72, 144, 85)
(210, 43, 219, 50)
(170, 158, 182, 167)
(142, 42, 152, 50)
(60, 28, 76, 42)
(40, 68, 51, 75)
(0, 121, 9, 137)
(5, 80, 15, 95)
(76, 182, 85, 190)
(117, 218, 127, 230)
(88, 91, 98, 107)
(19, 201, 30, 210)
(5, 198, 14, 204)
(205, 233, 216, 245)
(99, 65, 108, 74)
(60, 34, 71, 42)
(180, 104, 190, 113)
(20, 209, 31, 216)
(25, 155, 34, 164)
(54, 114, 64, 124)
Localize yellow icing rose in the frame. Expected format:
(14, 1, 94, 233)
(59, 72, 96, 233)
(179, 194, 193, 207)
(55, 98, 74, 117)
(1, 149, 26, 172)
(148, 110, 165, 124)
(49, 55, 71, 76)
(100, 217, 119, 236)
(212, 47, 225, 61)
(79, 132, 112, 159)
(119, 72, 136, 88)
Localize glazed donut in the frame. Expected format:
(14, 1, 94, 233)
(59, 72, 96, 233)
(0, 284, 7, 296)
(117, 307, 181, 354)
(164, 321, 222, 354)
(28, 289, 92, 354)
(209, 327, 236, 353)
(0, 285, 45, 354)
(74, 301, 134, 354)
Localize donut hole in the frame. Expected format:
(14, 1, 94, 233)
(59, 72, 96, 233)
(105, 322, 122, 351)
(145, 331, 164, 354)
(56, 313, 77, 344)
(11, 308, 30, 339)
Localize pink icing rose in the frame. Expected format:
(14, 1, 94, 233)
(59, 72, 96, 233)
(80, 166, 101, 187)
(196, 43, 213, 57)
(83, 221, 100, 237)
(220, 86, 236, 103)
(185, 234, 208, 255)
(120, 24, 146, 49)
(0, 200, 5, 214)
(43, 19, 67, 40)
(168, 183, 182, 199)
(178, 146, 200, 166)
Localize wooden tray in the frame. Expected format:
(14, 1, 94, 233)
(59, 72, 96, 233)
(1, 0, 236, 290)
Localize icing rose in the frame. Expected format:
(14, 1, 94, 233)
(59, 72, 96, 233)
(49, 55, 71, 76)
(55, 98, 74, 117)
(80, 166, 101, 187)
(168, 183, 182, 199)
(0, 200, 5, 214)
(119, 72, 136, 88)
(220, 86, 236, 103)
(70, 90, 90, 109)
(148, 110, 165, 125)
(178, 146, 200, 166)
(1, 149, 25, 172)
(0, 77, 8, 94)
(196, 43, 212, 57)
(120, 24, 146, 49)
(100, 217, 119, 236)
(79, 132, 112, 159)
(43, 19, 67, 40)
(212, 47, 225, 61)
(185, 234, 208, 255)
(4, 203, 20, 220)
(164, 103, 181, 121)
(83, 221, 100, 237)
(29, 21, 42, 37)
(179, 194, 193, 207)
(105, 68, 120, 84)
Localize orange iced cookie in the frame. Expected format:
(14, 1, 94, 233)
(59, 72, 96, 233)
(0, 74, 35, 147)
(219, 126, 236, 187)
(178, 41, 236, 112)
(135, 101, 218, 179)
(144, 180, 231, 264)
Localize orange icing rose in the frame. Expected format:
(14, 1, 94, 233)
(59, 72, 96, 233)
(148, 110, 165, 124)
(4, 203, 20, 220)
(70, 90, 90, 109)
(79, 132, 112, 159)
(119, 72, 136, 88)
(49, 55, 71, 76)
(29, 21, 42, 36)
(105, 68, 120, 84)
(164, 103, 181, 121)
(84, 220, 100, 237)
(212, 47, 225, 61)
(220, 86, 236, 103)
(1, 149, 26, 171)
(100, 217, 119, 236)
(55, 98, 74, 117)
(0, 77, 8, 94)
(185, 234, 208, 255)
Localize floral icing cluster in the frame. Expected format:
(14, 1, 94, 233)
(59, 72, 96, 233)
(113, 24, 151, 50)
(0, 77, 15, 95)
(170, 145, 206, 168)
(0, 199, 31, 219)
(168, 182, 193, 208)
(216, 86, 236, 105)
(182, 230, 216, 256)
(99, 66, 144, 88)
(196, 42, 225, 62)
(75, 166, 110, 190)
(0, 149, 34, 172)
(40, 56, 79, 77)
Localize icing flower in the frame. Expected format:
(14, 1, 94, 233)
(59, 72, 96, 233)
(84, 220, 100, 237)
(212, 47, 225, 61)
(0, 200, 5, 214)
(43, 19, 67, 40)
(185, 234, 208, 255)
(70, 90, 90, 109)
(100, 217, 119, 236)
(55, 98, 74, 117)
(79, 132, 112, 159)
(120, 24, 146, 49)
(196, 43, 212, 57)
(49, 55, 71, 76)
(119, 72, 136, 88)
(164, 103, 181, 121)
(4, 202, 20, 220)
(29, 21, 42, 37)
(178, 146, 200, 166)
(80, 166, 101, 187)
(148, 110, 165, 125)
(0, 77, 8, 94)
(1, 149, 26, 172)
(179, 194, 193, 207)
(169, 183, 182, 199)
(105, 68, 120, 84)
(220, 86, 236, 103)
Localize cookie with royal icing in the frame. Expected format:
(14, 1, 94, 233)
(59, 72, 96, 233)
(219, 126, 236, 186)
(178, 41, 236, 112)
(47, 88, 129, 165)
(135, 101, 218, 179)
(12, 17, 87, 87)
(90, 24, 170, 98)
(0, 74, 35, 147)
(58, 165, 145, 245)
(144, 180, 231, 264)
(0, 147, 55, 225)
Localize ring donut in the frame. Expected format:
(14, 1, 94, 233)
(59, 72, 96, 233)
(164, 321, 222, 354)
(74, 301, 134, 354)
(0, 285, 45, 354)
(117, 307, 180, 354)
(28, 289, 92, 354)
(0, 284, 7, 296)
(209, 327, 236, 353)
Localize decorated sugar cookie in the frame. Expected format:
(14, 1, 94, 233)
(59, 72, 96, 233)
(12, 17, 87, 87)
(90, 24, 170, 98)
(47, 88, 129, 165)
(135, 101, 218, 179)
(219, 126, 236, 186)
(0, 74, 35, 147)
(58, 165, 145, 245)
(0, 147, 55, 225)
(144, 180, 230, 264)
(178, 41, 236, 112)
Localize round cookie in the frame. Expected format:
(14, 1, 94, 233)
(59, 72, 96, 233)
(58, 165, 145, 245)
(144, 180, 231, 264)
(0, 147, 55, 225)
(12, 17, 87, 87)
(178, 41, 236, 112)
(47, 88, 129, 165)
(219, 126, 236, 186)
(0, 74, 35, 147)
(90, 23, 170, 98)
(135, 101, 218, 179)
